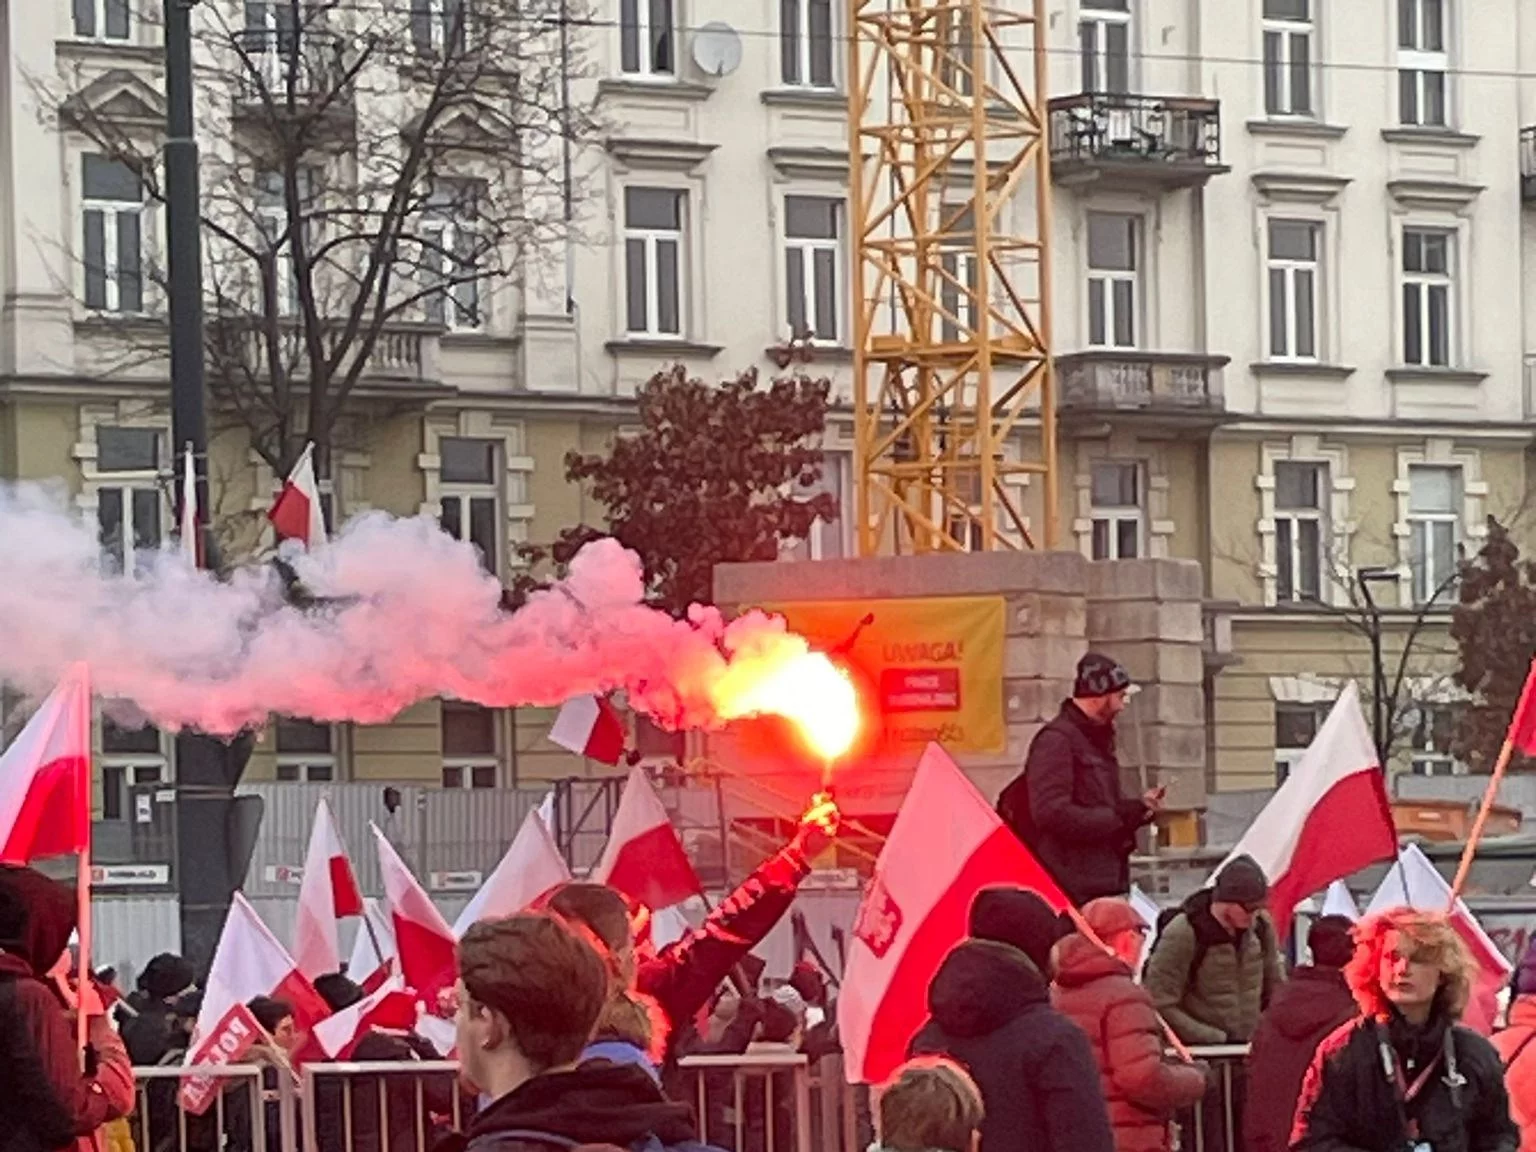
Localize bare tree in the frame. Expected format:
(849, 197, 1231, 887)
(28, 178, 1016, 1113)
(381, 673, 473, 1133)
(50, 0, 594, 480)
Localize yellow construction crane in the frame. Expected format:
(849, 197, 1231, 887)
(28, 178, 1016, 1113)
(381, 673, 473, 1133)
(849, 0, 1058, 555)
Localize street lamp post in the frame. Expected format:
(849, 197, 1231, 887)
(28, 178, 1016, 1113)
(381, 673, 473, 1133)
(1355, 567, 1398, 764)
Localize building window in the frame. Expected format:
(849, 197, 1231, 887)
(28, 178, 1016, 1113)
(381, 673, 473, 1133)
(1398, 0, 1447, 127)
(423, 183, 482, 331)
(1274, 702, 1324, 782)
(82, 155, 145, 314)
(784, 196, 841, 343)
(254, 173, 300, 317)
(939, 201, 978, 343)
(1409, 703, 1464, 775)
(1266, 219, 1319, 361)
(1273, 461, 1326, 604)
(74, 0, 131, 40)
(411, 0, 470, 56)
(940, 6, 974, 97)
(274, 718, 337, 782)
(101, 718, 164, 822)
(620, 0, 674, 76)
(442, 701, 498, 789)
(623, 187, 685, 338)
(1079, 0, 1130, 94)
(634, 714, 685, 762)
(1402, 228, 1453, 368)
(1087, 212, 1137, 349)
(1262, 0, 1313, 116)
(1089, 462, 1142, 560)
(437, 437, 500, 576)
(1408, 465, 1461, 604)
(781, 0, 834, 87)
(96, 426, 165, 575)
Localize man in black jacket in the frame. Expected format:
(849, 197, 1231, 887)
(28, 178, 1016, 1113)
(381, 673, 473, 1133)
(997, 652, 1159, 906)
(909, 887, 1113, 1152)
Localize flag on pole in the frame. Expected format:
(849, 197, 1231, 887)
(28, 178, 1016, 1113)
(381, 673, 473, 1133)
(839, 744, 1067, 1085)
(372, 824, 457, 1002)
(1320, 880, 1360, 921)
(268, 442, 327, 547)
(1214, 682, 1396, 939)
(1506, 660, 1536, 754)
(453, 808, 571, 936)
(537, 789, 556, 833)
(179, 442, 200, 566)
(1367, 844, 1511, 1034)
(347, 897, 396, 992)
(293, 798, 365, 980)
(182, 894, 328, 1113)
(1129, 885, 1161, 974)
(0, 666, 92, 865)
(549, 695, 626, 765)
(593, 765, 703, 912)
(312, 974, 418, 1059)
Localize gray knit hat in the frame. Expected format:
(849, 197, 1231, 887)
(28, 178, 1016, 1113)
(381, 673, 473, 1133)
(1213, 854, 1269, 910)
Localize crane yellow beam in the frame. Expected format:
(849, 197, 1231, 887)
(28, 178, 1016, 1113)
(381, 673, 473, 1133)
(849, 0, 1058, 555)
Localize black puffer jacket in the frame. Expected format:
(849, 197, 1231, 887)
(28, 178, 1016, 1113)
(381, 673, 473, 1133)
(1292, 1009, 1518, 1152)
(997, 702, 1149, 906)
(909, 939, 1115, 1152)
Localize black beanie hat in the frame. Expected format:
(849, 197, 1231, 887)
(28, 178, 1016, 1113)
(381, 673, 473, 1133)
(140, 952, 197, 1002)
(1074, 652, 1132, 699)
(968, 887, 1068, 974)
(1213, 854, 1269, 910)
(313, 972, 365, 1013)
(1307, 915, 1355, 970)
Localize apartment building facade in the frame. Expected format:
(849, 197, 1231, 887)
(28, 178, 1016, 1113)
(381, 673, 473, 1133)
(1, 0, 1534, 824)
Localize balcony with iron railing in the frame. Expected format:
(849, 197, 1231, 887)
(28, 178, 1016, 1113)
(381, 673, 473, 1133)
(207, 315, 447, 395)
(1048, 92, 1228, 189)
(232, 28, 352, 116)
(1056, 349, 1231, 426)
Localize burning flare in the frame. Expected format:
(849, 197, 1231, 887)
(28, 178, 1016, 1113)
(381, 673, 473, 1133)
(713, 650, 861, 761)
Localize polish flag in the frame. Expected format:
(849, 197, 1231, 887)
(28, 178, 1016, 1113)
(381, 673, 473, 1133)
(347, 898, 397, 992)
(0, 665, 92, 865)
(1367, 844, 1512, 1034)
(839, 743, 1067, 1085)
(453, 809, 571, 936)
(268, 442, 327, 548)
(182, 894, 329, 1113)
(293, 798, 365, 980)
(1214, 681, 1396, 939)
(372, 824, 457, 1002)
(312, 974, 419, 1059)
(1505, 659, 1536, 755)
(549, 695, 627, 765)
(593, 765, 702, 912)
(179, 442, 202, 567)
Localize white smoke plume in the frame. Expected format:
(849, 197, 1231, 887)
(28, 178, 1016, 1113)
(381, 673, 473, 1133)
(0, 481, 809, 735)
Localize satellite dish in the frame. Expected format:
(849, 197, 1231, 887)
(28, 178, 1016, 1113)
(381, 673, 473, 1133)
(692, 22, 743, 78)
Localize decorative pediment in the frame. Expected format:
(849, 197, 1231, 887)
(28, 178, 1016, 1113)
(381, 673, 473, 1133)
(402, 105, 511, 151)
(61, 69, 166, 130)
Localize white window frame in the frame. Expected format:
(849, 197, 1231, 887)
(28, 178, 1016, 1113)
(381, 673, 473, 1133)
(441, 702, 501, 790)
(413, 0, 470, 56)
(1408, 702, 1465, 776)
(1086, 212, 1139, 350)
(939, 200, 978, 343)
(623, 186, 686, 339)
(806, 452, 850, 561)
(783, 195, 843, 345)
(1407, 464, 1461, 605)
(254, 192, 298, 318)
(1400, 227, 1454, 368)
(1079, 1, 1131, 95)
(1397, 0, 1448, 128)
(1273, 702, 1327, 783)
(1088, 461, 1143, 560)
(1266, 218, 1320, 362)
(81, 156, 147, 315)
(781, 0, 836, 89)
(1272, 460, 1327, 604)
(437, 437, 502, 577)
(422, 217, 482, 332)
(1261, 0, 1314, 118)
(619, 0, 675, 77)
(74, 0, 131, 41)
(274, 718, 340, 783)
(100, 713, 168, 823)
(94, 425, 168, 575)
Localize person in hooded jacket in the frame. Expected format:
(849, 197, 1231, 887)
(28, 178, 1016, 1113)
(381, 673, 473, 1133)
(119, 951, 197, 1065)
(1050, 898, 1207, 1152)
(437, 913, 711, 1152)
(1291, 908, 1517, 1152)
(1493, 937, 1536, 1152)
(0, 863, 136, 1152)
(908, 886, 1114, 1152)
(1242, 915, 1356, 1152)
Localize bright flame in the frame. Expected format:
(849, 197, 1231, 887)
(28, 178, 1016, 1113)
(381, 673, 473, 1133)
(716, 650, 861, 761)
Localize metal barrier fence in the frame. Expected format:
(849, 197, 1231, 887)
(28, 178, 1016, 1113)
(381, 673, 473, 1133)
(133, 1048, 1247, 1152)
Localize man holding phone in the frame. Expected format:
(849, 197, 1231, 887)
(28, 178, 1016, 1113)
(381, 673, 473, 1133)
(997, 653, 1162, 907)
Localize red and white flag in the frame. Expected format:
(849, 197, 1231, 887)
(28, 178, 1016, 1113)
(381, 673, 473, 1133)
(839, 744, 1067, 1085)
(312, 974, 418, 1059)
(593, 765, 702, 912)
(347, 897, 397, 993)
(453, 808, 571, 936)
(268, 442, 327, 548)
(372, 824, 457, 1002)
(182, 894, 329, 1113)
(293, 798, 365, 981)
(0, 665, 91, 865)
(1215, 681, 1396, 939)
(179, 443, 201, 567)
(549, 695, 626, 766)
(1367, 843, 1511, 1034)
(1505, 659, 1536, 756)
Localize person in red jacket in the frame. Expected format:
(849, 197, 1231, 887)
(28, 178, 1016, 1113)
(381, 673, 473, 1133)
(1050, 898, 1207, 1152)
(0, 864, 135, 1152)
(1242, 914, 1356, 1152)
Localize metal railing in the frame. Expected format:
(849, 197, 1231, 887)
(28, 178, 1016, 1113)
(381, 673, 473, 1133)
(129, 1064, 270, 1152)
(1048, 92, 1224, 170)
(1176, 1045, 1249, 1152)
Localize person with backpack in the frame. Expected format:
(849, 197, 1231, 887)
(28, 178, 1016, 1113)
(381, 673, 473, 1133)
(439, 912, 718, 1152)
(996, 653, 1161, 907)
(1492, 936, 1536, 1151)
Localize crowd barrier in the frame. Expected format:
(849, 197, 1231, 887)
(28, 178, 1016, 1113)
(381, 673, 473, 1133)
(127, 1048, 1247, 1152)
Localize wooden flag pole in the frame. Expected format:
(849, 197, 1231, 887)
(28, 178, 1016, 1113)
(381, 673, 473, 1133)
(75, 663, 93, 1059)
(1448, 736, 1515, 904)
